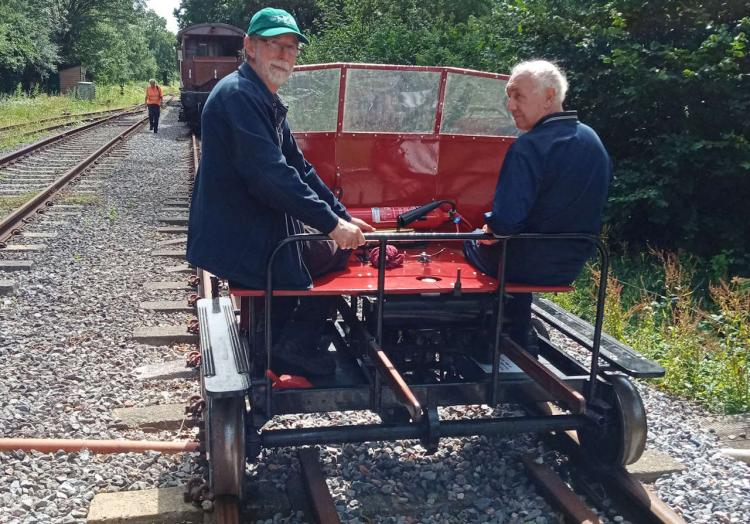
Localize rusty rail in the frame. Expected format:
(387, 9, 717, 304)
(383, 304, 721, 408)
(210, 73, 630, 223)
(0, 113, 148, 244)
(298, 447, 341, 524)
(214, 496, 240, 524)
(0, 438, 198, 454)
(521, 454, 602, 524)
(528, 402, 686, 524)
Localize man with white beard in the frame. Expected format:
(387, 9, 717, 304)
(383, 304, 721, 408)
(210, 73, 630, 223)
(187, 8, 373, 376)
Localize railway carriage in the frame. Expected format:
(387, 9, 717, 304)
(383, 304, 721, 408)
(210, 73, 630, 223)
(177, 23, 245, 133)
(194, 63, 665, 499)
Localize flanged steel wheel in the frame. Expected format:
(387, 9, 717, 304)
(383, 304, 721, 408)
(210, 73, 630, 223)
(580, 375, 647, 466)
(207, 396, 246, 498)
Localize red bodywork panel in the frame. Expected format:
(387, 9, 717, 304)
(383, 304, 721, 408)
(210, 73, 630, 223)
(232, 63, 543, 296)
(288, 64, 516, 229)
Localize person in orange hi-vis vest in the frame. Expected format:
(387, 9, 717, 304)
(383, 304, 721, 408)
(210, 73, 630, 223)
(145, 79, 163, 133)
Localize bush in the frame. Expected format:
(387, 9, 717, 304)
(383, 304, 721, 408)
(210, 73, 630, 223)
(553, 251, 749, 414)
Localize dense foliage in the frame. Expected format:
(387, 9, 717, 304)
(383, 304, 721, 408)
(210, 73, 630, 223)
(172, 0, 750, 270)
(174, 0, 320, 33)
(0, 0, 177, 91)
(300, 0, 750, 272)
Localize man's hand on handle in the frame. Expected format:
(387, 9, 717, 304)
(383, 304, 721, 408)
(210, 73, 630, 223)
(349, 217, 375, 233)
(329, 218, 367, 249)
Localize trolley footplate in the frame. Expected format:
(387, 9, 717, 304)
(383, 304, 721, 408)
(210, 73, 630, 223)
(532, 297, 664, 378)
(197, 297, 251, 398)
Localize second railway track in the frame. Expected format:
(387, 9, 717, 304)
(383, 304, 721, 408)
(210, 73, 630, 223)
(0, 101, 172, 244)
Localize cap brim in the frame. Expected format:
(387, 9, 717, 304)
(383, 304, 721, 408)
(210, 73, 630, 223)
(255, 27, 309, 45)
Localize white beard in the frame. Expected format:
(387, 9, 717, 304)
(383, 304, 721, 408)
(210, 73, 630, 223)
(267, 60, 292, 87)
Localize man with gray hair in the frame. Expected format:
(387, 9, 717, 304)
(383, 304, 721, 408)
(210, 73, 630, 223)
(464, 59, 612, 356)
(187, 7, 372, 376)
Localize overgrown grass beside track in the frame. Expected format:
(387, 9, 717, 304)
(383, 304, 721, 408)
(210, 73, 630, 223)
(0, 83, 177, 150)
(0, 192, 37, 218)
(549, 251, 750, 414)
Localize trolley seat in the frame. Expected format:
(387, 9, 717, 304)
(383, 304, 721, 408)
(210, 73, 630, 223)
(229, 245, 573, 297)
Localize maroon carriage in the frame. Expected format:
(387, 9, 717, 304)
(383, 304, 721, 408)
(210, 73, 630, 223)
(177, 23, 245, 132)
(195, 63, 664, 499)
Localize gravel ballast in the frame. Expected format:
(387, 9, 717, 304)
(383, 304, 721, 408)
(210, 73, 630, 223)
(1, 107, 748, 523)
(0, 108, 201, 524)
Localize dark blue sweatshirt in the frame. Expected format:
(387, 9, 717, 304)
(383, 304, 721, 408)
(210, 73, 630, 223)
(187, 63, 350, 289)
(466, 111, 612, 285)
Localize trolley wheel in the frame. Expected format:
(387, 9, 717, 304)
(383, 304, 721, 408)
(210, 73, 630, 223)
(579, 375, 647, 466)
(206, 396, 246, 498)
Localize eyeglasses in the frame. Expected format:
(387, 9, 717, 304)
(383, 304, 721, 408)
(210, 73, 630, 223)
(260, 38, 302, 57)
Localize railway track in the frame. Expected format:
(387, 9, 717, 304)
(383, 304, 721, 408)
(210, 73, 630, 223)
(0, 105, 141, 133)
(0, 101, 172, 245)
(521, 408, 686, 524)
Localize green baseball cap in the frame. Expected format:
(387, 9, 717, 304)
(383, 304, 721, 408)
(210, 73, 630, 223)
(247, 7, 309, 44)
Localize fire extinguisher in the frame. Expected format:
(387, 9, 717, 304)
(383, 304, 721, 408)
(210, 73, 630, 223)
(348, 204, 451, 230)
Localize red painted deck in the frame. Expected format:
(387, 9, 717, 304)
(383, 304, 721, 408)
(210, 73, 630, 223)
(230, 246, 572, 297)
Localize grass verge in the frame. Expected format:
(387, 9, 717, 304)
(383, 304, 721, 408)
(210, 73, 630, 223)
(60, 194, 101, 206)
(0, 83, 177, 151)
(548, 250, 750, 414)
(0, 192, 36, 220)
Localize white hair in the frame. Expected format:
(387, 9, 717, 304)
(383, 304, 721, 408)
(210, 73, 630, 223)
(510, 60, 568, 104)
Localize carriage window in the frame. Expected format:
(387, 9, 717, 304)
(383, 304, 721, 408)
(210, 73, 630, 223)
(343, 69, 440, 133)
(280, 68, 341, 132)
(440, 73, 518, 136)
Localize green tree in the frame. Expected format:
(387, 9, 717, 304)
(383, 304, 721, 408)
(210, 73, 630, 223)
(52, 0, 145, 66)
(0, 0, 58, 91)
(141, 10, 178, 85)
(174, 0, 320, 32)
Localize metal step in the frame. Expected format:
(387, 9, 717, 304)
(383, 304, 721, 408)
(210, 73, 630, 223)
(532, 297, 665, 378)
(197, 297, 251, 398)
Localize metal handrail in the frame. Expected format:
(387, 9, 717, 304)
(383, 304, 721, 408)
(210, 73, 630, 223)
(262, 231, 609, 416)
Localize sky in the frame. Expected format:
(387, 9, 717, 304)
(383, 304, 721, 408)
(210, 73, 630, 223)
(147, 0, 181, 33)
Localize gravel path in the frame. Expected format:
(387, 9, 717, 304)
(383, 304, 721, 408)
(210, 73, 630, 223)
(1, 106, 747, 524)
(0, 107, 201, 523)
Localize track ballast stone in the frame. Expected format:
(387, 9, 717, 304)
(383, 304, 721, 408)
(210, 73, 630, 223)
(0, 108, 200, 524)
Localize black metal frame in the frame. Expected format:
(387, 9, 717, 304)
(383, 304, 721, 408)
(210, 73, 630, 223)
(240, 231, 611, 448)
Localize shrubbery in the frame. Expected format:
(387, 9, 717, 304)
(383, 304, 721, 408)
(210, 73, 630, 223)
(553, 252, 749, 414)
(302, 0, 750, 272)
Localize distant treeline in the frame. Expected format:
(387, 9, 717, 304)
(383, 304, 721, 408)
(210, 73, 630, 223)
(174, 0, 750, 274)
(0, 0, 176, 92)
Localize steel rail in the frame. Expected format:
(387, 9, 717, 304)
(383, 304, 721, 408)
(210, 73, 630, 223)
(528, 402, 686, 524)
(0, 113, 148, 244)
(213, 496, 240, 524)
(298, 447, 342, 524)
(15, 111, 137, 139)
(0, 438, 198, 454)
(520, 454, 602, 524)
(0, 107, 145, 167)
(554, 430, 686, 524)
